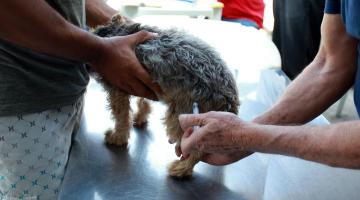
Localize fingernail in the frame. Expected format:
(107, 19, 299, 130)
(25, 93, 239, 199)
(150, 32, 158, 37)
(184, 128, 193, 138)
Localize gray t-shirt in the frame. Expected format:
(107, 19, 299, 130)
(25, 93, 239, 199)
(0, 0, 89, 116)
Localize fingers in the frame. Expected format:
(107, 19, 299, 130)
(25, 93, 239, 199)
(123, 31, 163, 99)
(179, 114, 212, 158)
(175, 144, 182, 157)
(201, 153, 236, 166)
(178, 114, 206, 131)
(201, 152, 253, 166)
(128, 30, 158, 47)
(182, 127, 193, 138)
(126, 76, 158, 100)
(135, 67, 163, 99)
(180, 127, 198, 158)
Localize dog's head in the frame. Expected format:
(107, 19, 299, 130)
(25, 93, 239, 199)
(110, 14, 127, 26)
(93, 14, 142, 38)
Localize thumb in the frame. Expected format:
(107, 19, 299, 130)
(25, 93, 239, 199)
(182, 127, 193, 139)
(128, 30, 158, 47)
(180, 128, 197, 158)
(179, 114, 205, 131)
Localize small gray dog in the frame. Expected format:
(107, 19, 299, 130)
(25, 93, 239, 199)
(93, 15, 239, 178)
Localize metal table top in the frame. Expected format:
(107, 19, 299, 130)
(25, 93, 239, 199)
(59, 76, 271, 200)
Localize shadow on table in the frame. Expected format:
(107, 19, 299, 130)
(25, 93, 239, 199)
(59, 117, 248, 200)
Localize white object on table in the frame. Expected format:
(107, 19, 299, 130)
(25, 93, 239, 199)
(107, 0, 223, 20)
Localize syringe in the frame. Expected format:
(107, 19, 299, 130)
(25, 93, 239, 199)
(192, 102, 200, 130)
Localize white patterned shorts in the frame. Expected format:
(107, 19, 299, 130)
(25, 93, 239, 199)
(0, 98, 83, 200)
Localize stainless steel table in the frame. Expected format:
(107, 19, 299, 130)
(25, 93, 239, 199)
(59, 71, 360, 200)
(58, 82, 270, 200)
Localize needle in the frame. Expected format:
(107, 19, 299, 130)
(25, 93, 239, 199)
(192, 102, 200, 131)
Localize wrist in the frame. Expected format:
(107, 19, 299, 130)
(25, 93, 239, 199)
(234, 121, 280, 153)
(232, 120, 259, 150)
(81, 33, 108, 69)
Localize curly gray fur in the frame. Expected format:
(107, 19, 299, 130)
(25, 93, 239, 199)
(93, 17, 239, 114)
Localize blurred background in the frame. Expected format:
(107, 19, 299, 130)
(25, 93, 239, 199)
(108, 0, 358, 123)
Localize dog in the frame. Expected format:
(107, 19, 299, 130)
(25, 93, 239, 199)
(93, 15, 239, 178)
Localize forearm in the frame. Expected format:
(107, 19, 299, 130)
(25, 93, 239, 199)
(242, 121, 360, 168)
(254, 56, 354, 125)
(254, 14, 358, 125)
(86, 0, 118, 28)
(0, 0, 103, 63)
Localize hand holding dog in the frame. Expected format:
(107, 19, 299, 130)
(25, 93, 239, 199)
(178, 111, 253, 165)
(90, 30, 162, 100)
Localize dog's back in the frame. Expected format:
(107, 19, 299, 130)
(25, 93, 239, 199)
(94, 18, 239, 115)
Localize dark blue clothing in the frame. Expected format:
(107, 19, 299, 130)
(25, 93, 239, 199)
(222, 18, 260, 29)
(325, 0, 360, 116)
(324, 0, 340, 13)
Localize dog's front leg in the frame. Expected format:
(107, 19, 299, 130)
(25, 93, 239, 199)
(105, 89, 132, 146)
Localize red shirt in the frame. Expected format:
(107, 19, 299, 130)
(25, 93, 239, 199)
(218, 0, 265, 28)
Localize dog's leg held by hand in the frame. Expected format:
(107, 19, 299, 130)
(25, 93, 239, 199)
(168, 151, 201, 178)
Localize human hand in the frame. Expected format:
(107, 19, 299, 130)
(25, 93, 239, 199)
(90, 30, 163, 100)
(179, 111, 252, 160)
(175, 142, 252, 165)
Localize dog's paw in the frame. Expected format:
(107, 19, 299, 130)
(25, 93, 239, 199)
(105, 129, 129, 146)
(167, 160, 193, 178)
(168, 138, 177, 144)
(133, 114, 148, 128)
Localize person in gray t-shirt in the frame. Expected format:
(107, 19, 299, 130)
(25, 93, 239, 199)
(0, 0, 162, 116)
(0, 0, 162, 198)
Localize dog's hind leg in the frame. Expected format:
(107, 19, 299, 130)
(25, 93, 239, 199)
(164, 103, 184, 145)
(164, 102, 201, 177)
(105, 89, 132, 146)
(168, 151, 202, 178)
(134, 98, 151, 128)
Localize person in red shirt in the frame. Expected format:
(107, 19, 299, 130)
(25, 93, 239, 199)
(218, 0, 265, 29)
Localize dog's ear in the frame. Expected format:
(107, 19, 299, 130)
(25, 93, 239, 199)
(111, 14, 126, 25)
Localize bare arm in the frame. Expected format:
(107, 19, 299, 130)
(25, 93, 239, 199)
(179, 14, 360, 168)
(180, 113, 360, 169)
(241, 120, 360, 169)
(0, 0, 161, 99)
(0, 0, 101, 62)
(86, 0, 118, 28)
(254, 14, 358, 125)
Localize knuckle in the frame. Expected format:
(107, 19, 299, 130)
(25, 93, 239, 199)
(197, 143, 205, 151)
(138, 30, 149, 38)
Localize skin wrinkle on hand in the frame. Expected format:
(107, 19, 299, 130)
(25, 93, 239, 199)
(191, 113, 247, 154)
